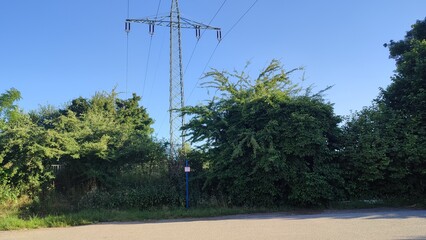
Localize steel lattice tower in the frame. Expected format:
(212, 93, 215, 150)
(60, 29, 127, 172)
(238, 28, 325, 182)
(125, 0, 221, 161)
(169, 0, 184, 162)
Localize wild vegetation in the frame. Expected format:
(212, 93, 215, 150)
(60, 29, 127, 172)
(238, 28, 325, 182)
(0, 18, 425, 228)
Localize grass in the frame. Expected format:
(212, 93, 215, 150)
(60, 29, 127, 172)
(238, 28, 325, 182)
(1, 198, 424, 231)
(0, 206, 276, 231)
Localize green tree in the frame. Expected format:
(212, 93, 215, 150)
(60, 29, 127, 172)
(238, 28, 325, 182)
(0, 88, 54, 201)
(116, 93, 153, 134)
(182, 60, 343, 206)
(341, 105, 391, 198)
(381, 18, 426, 197)
(382, 18, 426, 117)
(0, 88, 22, 130)
(342, 18, 426, 199)
(0, 89, 167, 206)
(0, 114, 56, 200)
(29, 105, 61, 129)
(64, 97, 90, 118)
(49, 91, 158, 191)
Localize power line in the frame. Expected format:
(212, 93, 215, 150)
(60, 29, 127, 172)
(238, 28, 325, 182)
(187, 0, 259, 100)
(184, 0, 227, 76)
(142, 0, 162, 100)
(142, 37, 153, 99)
(127, 0, 130, 18)
(146, 29, 166, 108)
(222, 0, 258, 41)
(125, 34, 129, 98)
(209, 0, 228, 26)
(155, 0, 162, 18)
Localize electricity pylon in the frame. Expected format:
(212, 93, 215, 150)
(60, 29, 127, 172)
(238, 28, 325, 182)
(125, 0, 221, 161)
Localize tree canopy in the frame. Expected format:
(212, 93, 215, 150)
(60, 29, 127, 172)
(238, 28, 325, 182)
(342, 18, 426, 199)
(182, 60, 343, 206)
(382, 17, 426, 121)
(1, 90, 165, 202)
(0, 88, 22, 130)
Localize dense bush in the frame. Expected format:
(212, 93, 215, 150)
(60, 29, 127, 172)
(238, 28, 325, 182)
(0, 105, 54, 199)
(78, 183, 180, 210)
(182, 60, 344, 207)
(0, 183, 19, 203)
(342, 18, 426, 200)
(1, 90, 168, 208)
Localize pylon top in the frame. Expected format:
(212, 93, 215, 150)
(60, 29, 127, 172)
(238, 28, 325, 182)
(126, 15, 221, 31)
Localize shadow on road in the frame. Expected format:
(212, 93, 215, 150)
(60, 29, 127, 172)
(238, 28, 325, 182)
(275, 208, 426, 220)
(397, 237, 426, 240)
(96, 208, 426, 226)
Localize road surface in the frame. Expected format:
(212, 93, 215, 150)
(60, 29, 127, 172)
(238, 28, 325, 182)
(1, 209, 425, 240)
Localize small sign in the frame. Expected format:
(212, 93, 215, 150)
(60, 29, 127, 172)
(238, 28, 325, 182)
(184, 167, 191, 173)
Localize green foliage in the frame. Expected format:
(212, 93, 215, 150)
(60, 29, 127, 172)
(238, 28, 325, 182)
(78, 183, 180, 210)
(116, 93, 154, 134)
(0, 183, 19, 203)
(0, 114, 54, 198)
(0, 89, 24, 201)
(341, 106, 388, 197)
(343, 18, 426, 199)
(182, 60, 343, 207)
(0, 89, 164, 206)
(383, 18, 426, 197)
(0, 88, 22, 130)
(49, 91, 159, 191)
(29, 105, 61, 129)
(73, 152, 179, 210)
(65, 97, 90, 118)
(383, 20, 426, 195)
(383, 18, 426, 116)
(343, 97, 425, 199)
(288, 172, 334, 206)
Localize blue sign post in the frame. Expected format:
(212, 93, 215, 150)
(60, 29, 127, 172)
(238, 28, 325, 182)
(185, 160, 190, 208)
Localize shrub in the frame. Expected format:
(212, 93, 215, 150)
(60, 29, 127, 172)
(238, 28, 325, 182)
(78, 184, 180, 210)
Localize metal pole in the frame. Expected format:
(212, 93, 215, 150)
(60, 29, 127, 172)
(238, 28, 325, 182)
(169, 0, 174, 161)
(185, 159, 189, 208)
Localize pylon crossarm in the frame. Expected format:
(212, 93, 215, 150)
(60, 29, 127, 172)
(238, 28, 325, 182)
(180, 17, 220, 30)
(126, 16, 220, 30)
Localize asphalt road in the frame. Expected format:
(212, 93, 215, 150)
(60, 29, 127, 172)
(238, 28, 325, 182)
(1, 209, 425, 240)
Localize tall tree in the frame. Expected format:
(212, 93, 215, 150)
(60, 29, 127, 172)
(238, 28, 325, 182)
(343, 18, 426, 199)
(182, 60, 343, 206)
(381, 18, 426, 197)
(383, 18, 426, 197)
(382, 18, 426, 117)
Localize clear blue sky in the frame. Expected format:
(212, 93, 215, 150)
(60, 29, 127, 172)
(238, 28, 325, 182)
(1, 0, 425, 139)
